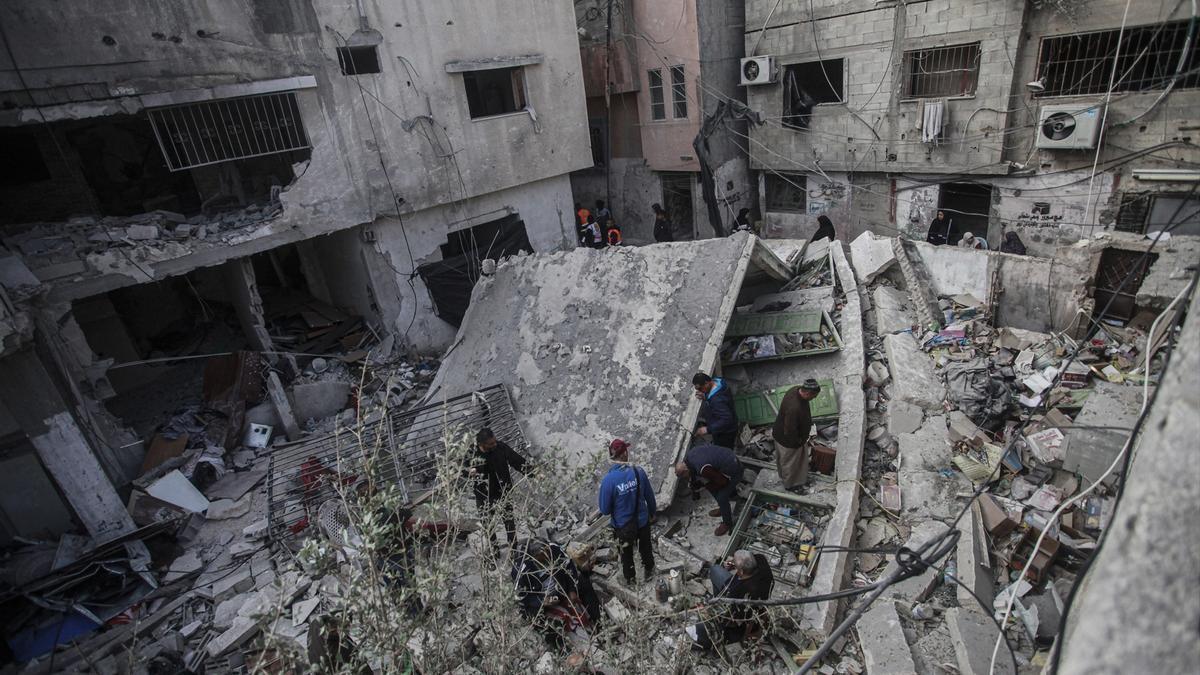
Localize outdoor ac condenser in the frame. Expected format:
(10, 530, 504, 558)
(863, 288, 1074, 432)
(1035, 103, 1104, 150)
(740, 56, 778, 86)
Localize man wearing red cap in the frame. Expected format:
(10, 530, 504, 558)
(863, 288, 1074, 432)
(598, 438, 657, 584)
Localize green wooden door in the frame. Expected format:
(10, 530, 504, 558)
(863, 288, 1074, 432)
(725, 310, 823, 338)
(732, 379, 838, 427)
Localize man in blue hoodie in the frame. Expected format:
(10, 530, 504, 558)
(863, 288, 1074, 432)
(693, 372, 739, 449)
(598, 438, 657, 584)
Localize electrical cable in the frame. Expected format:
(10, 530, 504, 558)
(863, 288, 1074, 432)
(1084, 0, 1134, 232)
(328, 28, 420, 341)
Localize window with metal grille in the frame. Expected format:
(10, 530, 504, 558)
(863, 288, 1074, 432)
(902, 43, 981, 98)
(783, 59, 844, 130)
(765, 173, 807, 213)
(1036, 21, 1200, 97)
(670, 65, 688, 118)
(147, 92, 309, 172)
(648, 68, 666, 120)
(1116, 192, 1152, 233)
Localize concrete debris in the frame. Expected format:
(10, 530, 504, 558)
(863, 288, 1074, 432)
(857, 601, 918, 675)
(146, 469, 212, 513)
(884, 333, 946, 411)
(849, 231, 897, 283)
(206, 496, 252, 520)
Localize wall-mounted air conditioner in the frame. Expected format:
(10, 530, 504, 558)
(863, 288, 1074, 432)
(740, 56, 778, 86)
(1036, 103, 1104, 150)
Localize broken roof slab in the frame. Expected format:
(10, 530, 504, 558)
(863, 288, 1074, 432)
(424, 233, 790, 513)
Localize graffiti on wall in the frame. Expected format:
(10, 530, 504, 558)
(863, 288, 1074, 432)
(1014, 201, 1065, 227)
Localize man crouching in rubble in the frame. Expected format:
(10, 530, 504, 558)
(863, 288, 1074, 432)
(687, 549, 774, 650)
(464, 427, 526, 549)
(512, 539, 594, 647)
(676, 443, 744, 536)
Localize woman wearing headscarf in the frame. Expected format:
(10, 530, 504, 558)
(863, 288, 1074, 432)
(811, 215, 836, 242)
(926, 210, 951, 245)
(1000, 230, 1027, 255)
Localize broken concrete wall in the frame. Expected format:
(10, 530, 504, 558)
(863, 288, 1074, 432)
(1058, 286, 1200, 674)
(368, 174, 580, 351)
(760, 171, 893, 243)
(426, 234, 768, 512)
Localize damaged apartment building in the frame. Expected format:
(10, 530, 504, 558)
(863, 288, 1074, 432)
(0, 0, 589, 547)
(0, 0, 1198, 674)
(741, 0, 1200, 254)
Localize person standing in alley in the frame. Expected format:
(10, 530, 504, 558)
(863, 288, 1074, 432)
(576, 202, 590, 230)
(652, 203, 674, 243)
(811, 215, 836, 242)
(585, 213, 604, 249)
(926, 210, 952, 245)
(606, 221, 623, 246)
(772, 379, 821, 493)
(464, 427, 527, 548)
(595, 199, 612, 233)
(598, 439, 656, 584)
(693, 372, 739, 450)
(675, 443, 744, 536)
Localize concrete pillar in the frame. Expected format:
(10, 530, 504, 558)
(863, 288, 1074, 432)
(0, 349, 142, 542)
(295, 240, 333, 305)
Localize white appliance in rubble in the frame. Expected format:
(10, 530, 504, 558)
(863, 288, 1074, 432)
(1036, 103, 1104, 150)
(740, 56, 778, 86)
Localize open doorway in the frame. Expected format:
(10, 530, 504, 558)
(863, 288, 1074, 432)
(417, 213, 532, 327)
(661, 172, 695, 240)
(1093, 247, 1158, 323)
(938, 182, 992, 246)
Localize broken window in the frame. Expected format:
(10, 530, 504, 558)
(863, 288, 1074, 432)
(902, 43, 980, 98)
(782, 59, 844, 130)
(336, 45, 381, 75)
(670, 65, 688, 118)
(1116, 192, 1200, 235)
(1036, 21, 1200, 97)
(147, 92, 310, 171)
(0, 128, 51, 186)
(765, 173, 807, 213)
(463, 67, 528, 119)
(648, 68, 666, 120)
(417, 214, 532, 326)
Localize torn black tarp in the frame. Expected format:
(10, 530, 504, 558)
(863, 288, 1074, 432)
(693, 100, 764, 239)
(943, 359, 1013, 430)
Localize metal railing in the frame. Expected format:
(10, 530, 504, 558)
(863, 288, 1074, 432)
(266, 384, 527, 540)
(148, 91, 309, 171)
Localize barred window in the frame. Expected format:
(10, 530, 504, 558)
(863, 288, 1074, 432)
(670, 65, 688, 119)
(147, 92, 309, 172)
(902, 43, 980, 98)
(1036, 21, 1200, 97)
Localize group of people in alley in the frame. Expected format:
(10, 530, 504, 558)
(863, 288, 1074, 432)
(461, 371, 825, 653)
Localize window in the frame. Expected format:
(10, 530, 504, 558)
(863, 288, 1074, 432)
(147, 92, 310, 171)
(902, 43, 980, 98)
(336, 45, 381, 75)
(1036, 21, 1200, 97)
(1117, 192, 1200, 236)
(463, 67, 528, 119)
(783, 59, 844, 130)
(670, 65, 688, 118)
(648, 68, 666, 120)
(765, 173, 807, 213)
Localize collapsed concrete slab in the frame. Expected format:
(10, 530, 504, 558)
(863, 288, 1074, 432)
(884, 333, 946, 411)
(858, 600, 919, 675)
(873, 285, 914, 335)
(424, 233, 790, 511)
(849, 231, 897, 283)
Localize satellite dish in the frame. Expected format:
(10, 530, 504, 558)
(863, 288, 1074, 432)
(1042, 111, 1077, 141)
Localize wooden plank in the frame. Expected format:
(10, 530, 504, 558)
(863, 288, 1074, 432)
(725, 310, 823, 337)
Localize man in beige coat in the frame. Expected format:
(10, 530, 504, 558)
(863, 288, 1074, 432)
(772, 379, 821, 492)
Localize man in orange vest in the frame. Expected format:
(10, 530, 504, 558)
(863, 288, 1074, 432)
(575, 202, 590, 228)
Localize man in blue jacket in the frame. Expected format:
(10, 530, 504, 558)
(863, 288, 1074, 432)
(693, 372, 739, 449)
(598, 438, 657, 584)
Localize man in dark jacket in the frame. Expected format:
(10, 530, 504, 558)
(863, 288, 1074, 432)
(675, 443, 743, 536)
(512, 539, 591, 645)
(772, 379, 821, 492)
(464, 427, 526, 547)
(652, 203, 675, 243)
(598, 439, 657, 584)
(691, 549, 774, 649)
(693, 372, 739, 449)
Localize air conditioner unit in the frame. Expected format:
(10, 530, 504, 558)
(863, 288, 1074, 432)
(1036, 103, 1104, 150)
(740, 56, 778, 86)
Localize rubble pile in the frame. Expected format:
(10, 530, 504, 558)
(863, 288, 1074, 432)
(848, 248, 1169, 672)
(0, 200, 283, 282)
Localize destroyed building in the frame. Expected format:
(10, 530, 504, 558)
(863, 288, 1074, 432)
(0, 0, 1198, 674)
